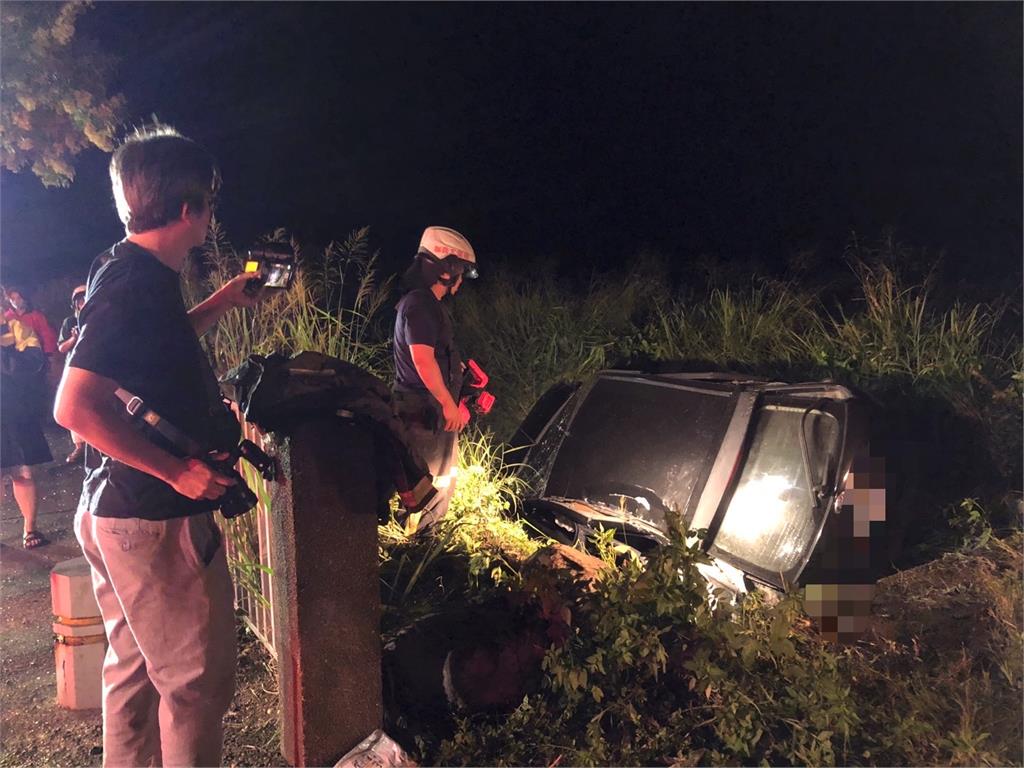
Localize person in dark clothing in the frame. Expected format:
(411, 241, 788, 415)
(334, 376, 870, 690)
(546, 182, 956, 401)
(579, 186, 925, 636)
(57, 284, 87, 462)
(1, 309, 52, 548)
(53, 125, 266, 767)
(392, 226, 478, 530)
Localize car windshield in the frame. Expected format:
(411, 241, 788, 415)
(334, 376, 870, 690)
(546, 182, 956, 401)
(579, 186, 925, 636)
(537, 377, 733, 528)
(709, 403, 840, 585)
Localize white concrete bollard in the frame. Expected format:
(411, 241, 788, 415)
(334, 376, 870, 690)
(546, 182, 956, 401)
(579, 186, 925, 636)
(50, 557, 105, 710)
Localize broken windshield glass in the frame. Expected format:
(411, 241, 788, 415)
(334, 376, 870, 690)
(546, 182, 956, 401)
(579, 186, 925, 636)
(540, 377, 734, 528)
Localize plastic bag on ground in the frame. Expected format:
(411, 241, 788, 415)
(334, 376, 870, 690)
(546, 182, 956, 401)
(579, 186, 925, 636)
(334, 729, 417, 768)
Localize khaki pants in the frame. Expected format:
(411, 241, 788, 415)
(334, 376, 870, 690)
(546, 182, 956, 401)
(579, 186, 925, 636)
(75, 509, 237, 767)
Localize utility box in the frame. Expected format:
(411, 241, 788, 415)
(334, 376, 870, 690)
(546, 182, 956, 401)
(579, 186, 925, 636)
(50, 557, 105, 710)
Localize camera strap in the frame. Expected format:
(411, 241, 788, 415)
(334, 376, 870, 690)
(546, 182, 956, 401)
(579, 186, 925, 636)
(114, 387, 202, 456)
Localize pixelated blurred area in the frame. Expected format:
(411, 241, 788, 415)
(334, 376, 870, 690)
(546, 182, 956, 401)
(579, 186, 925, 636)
(802, 455, 889, 643)
(804, 583, 875, 643)
(843, 458, 888, 534)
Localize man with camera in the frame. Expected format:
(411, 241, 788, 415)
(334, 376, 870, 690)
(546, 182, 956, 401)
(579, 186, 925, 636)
(54, 126, 265, 767)
(392, 226, 478, 529)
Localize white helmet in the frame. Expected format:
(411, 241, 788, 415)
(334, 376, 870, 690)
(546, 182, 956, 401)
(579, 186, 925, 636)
(418, 226, 478, 279)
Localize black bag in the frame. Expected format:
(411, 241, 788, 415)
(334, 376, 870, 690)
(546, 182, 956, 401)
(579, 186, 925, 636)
(222, 352, 436, 512)
(223, 351, 393, 434)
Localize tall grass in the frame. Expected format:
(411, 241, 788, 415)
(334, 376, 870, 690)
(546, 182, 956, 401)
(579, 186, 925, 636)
(182, 220, 392, 377)
(818, 260, 999, 385)
(378, 429, 540, 627)
(456, 267, 660, 434)
(640, 261, 1001, 386)
(462, 254, 1014, 440)
(645, 280, 819, 366)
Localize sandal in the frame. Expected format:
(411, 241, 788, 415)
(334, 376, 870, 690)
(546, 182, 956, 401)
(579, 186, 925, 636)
(23, 531, 48, 549)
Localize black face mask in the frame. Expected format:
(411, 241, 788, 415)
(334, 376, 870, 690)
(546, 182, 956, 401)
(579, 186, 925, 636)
(418, 250, 467, 286)
(401, 251, 467, 293)
(401, 256, 439, 293)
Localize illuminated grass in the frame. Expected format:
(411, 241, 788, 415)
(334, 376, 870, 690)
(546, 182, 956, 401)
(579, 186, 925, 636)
(183, 220, 392, 377)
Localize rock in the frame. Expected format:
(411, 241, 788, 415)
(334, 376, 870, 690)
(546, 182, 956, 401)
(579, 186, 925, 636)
(521, 543, 609, 585)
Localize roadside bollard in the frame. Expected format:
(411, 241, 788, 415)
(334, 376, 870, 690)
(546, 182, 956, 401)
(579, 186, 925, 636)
(50, 557, 105, 709)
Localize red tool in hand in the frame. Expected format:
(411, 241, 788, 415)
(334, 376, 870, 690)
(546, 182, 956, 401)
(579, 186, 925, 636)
(458, 359, 496, 423)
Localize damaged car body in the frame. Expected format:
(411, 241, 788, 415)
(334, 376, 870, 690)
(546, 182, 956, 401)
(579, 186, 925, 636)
(511, 370, 871, 597)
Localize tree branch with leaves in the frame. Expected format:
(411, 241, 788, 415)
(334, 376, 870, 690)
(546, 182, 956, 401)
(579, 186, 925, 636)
(1, 1, 125, 187)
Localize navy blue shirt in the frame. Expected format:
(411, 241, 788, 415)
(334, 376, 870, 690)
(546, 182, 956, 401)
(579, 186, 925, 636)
(392, 288, 461, 399)
(68, 240, 231, 520)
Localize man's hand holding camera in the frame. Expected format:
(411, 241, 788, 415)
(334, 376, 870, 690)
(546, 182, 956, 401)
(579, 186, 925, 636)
(219, 271, 267, 310)
(188, 271, 268, 337)
(168, 455, 237, 501)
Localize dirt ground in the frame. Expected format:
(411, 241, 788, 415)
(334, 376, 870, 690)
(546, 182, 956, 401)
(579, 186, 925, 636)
(0, 426, 286, 768)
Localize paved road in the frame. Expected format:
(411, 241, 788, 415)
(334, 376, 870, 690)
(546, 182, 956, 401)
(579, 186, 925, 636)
(0, 426, 285, 768)
(0, 425, 106, 766)
(1, 424, 82, 549)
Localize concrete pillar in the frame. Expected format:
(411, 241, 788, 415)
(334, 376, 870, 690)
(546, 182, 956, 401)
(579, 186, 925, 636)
(270, 417, 383, 767)
(50, 557, 105, 710)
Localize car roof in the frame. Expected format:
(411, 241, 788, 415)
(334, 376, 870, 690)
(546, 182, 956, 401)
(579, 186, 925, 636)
(595, 369, 857, 400)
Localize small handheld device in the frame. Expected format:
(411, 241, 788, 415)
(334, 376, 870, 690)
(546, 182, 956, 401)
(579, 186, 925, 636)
(243, 243, 296, 294)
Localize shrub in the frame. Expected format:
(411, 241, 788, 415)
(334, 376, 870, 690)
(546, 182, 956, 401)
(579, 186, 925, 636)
(430, 525, 1022, 767)
(437, 521, 863, 767)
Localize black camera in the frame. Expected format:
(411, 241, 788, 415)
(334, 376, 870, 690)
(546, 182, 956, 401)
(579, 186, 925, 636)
(118, 387, 279, 519)
(204, 438, 278, 519)
(243, 243, 297, 294)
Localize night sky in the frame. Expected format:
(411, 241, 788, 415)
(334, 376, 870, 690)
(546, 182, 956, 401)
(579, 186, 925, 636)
(1, 2, 1020, 286)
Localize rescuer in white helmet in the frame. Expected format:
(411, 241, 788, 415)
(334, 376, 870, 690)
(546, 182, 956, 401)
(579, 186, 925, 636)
(392, 226, 478, 529)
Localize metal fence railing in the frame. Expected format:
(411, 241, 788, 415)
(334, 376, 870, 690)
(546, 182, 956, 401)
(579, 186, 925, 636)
(222, 417, 278, 658)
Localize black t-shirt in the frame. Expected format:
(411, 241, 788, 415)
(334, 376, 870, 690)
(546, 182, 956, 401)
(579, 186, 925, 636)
(392, 288, 461, 398)
(68, 240, 230, 520)
(58, 315, 77, 345)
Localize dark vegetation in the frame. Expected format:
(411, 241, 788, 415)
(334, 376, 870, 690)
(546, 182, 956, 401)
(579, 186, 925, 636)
(34, 226, 1021, 766)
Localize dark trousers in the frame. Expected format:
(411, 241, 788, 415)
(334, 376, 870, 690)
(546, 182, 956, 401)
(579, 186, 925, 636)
(403, 421, 457, 527)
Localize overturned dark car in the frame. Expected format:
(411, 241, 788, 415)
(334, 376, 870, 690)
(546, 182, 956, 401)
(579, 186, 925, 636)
(511, 370, 874, 597)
